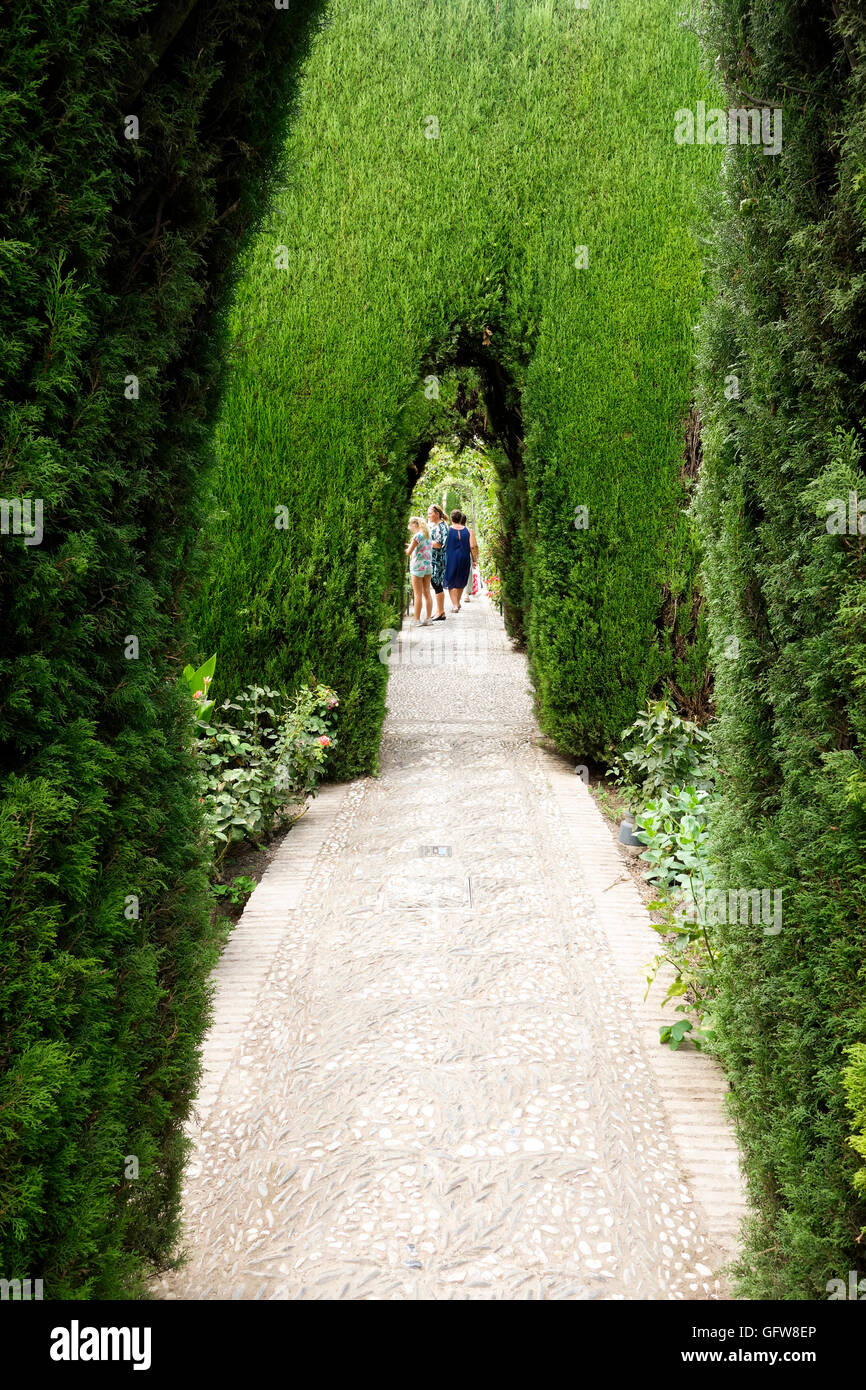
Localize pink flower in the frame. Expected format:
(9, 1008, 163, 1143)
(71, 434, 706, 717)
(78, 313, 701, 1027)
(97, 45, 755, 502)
(194, 690, 203, 699)
(318, 736, 331, 746)
(328, 698, 339, 708)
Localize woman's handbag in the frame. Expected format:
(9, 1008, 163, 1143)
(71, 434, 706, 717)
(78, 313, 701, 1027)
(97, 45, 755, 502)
(471, 565, 481, 596)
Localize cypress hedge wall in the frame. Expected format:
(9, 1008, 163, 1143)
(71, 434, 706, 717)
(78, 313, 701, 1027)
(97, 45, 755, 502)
(0, 0, 319, 1297)
(695, 0, 866, 1296)
(196, 0, 721, 775)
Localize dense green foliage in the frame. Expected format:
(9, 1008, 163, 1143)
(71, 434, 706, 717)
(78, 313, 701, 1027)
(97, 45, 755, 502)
(611, 700, 716, 806)
(197, 0, 720, 774)
(198, 680, 338, 865)
(0, 0, 320, 1296)
(695, 0, 866, 1296)
(843, 1044, 866, 1202)
(611, 701, 720, 1048)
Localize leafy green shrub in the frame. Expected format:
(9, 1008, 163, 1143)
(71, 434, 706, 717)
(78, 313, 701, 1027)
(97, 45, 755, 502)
(210, 876, 257, 912)
(637, 786, 716, 894)
(695, 0, 866, 1297)
(636, 785, 720, 1049)
(197, 683, 338, 863)
(610, 700, 715, 806)
(607, 698, 722, 1049)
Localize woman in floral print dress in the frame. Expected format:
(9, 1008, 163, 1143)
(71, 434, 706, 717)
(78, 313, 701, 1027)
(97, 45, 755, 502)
(406, 516, 434, 626)
(427, 504, 449, 621)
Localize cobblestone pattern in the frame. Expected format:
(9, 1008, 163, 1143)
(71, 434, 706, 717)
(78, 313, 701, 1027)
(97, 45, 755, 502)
(156, 598, 744, 1300)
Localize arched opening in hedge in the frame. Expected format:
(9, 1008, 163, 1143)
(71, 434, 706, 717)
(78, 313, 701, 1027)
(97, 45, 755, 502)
(191, 0, 718, 776)
(402, 343, 528, 639)
(406, 438, 505, 613)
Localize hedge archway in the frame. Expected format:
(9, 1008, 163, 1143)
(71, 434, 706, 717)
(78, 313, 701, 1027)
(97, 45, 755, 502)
(196, 0, 719, 775)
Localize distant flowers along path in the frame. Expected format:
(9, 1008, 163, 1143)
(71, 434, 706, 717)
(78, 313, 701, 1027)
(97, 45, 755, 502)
(158, 598, 743, 1300)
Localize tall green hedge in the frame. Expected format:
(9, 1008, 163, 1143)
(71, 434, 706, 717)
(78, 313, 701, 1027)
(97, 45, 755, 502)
(197, 0, 720, 774)
(0, 0, 319, 1297)
(695, 0, 866, 1297)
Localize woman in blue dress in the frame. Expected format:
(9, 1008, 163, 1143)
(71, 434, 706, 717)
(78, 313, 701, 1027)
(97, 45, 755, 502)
(444, 509, 472, 613)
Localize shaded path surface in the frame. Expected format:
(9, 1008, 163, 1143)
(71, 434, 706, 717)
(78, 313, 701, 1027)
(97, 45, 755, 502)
(158, 597, 744, 1300)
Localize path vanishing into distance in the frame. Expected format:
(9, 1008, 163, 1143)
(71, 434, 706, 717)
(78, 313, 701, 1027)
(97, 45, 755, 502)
(157, 598, 745, 1300)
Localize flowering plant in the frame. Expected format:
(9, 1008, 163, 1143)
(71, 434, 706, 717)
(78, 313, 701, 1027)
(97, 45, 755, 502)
(182, 654, 216, 722)
(196, 681, 339, 862)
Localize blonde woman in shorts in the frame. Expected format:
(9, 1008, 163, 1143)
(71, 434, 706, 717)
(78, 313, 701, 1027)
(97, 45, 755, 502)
(406, 517, 434, 627)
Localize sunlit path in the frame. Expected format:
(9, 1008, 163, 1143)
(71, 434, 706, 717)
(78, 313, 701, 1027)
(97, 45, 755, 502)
(157, 598, 744, 1300)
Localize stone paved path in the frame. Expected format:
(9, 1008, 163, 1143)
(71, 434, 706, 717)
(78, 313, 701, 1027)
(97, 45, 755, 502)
(157, 596, 745, 1300)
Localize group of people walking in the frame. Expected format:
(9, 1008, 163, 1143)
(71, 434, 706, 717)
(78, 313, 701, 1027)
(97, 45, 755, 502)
(406, 505, 480, 626)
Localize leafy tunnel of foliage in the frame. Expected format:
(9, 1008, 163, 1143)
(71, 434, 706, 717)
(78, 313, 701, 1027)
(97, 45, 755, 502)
(196, 0, 719, 775)
(10, 0, 866, 1304)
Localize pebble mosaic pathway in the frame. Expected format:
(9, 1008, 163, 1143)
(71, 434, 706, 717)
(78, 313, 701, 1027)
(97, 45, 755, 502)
(157, 596, 745, 1300)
